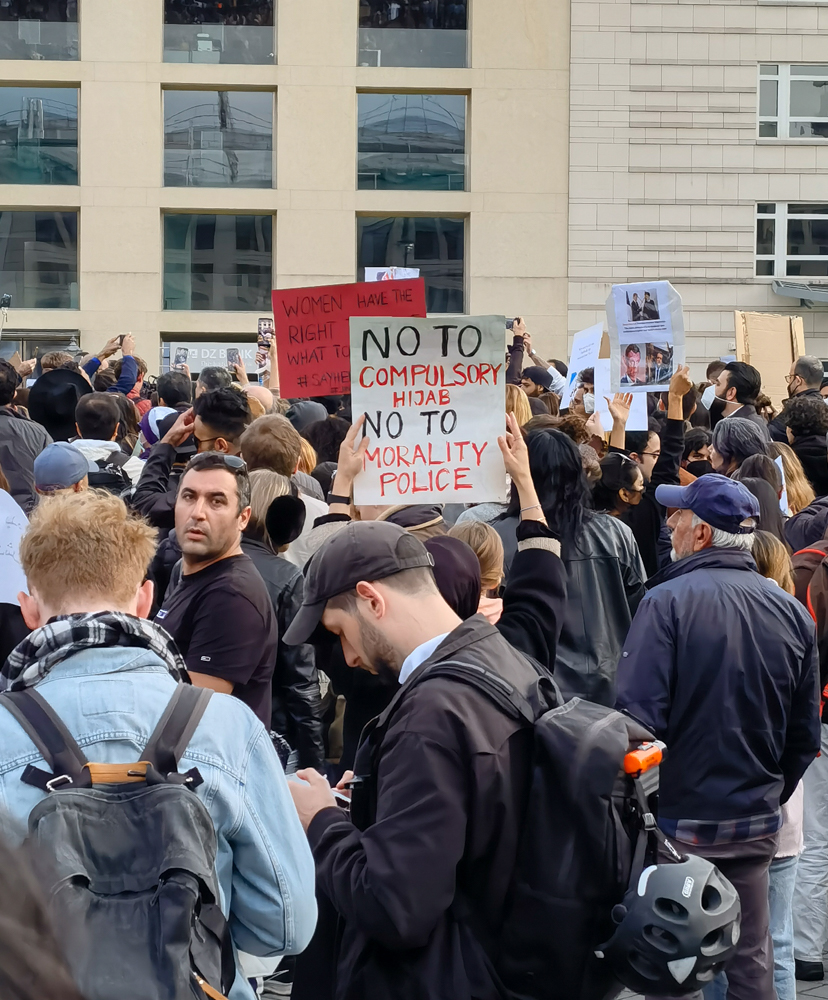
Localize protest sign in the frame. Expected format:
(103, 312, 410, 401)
(561, 323, 603, 408)
(350, 315, 507, 504)
(272, 279, 427, 399)
(365, 267, 420, 282)
(593, 358, 649, 431)
(734, 311, 805, 411)
(0, 489, 27, 606)
(607, 281, 685, 393)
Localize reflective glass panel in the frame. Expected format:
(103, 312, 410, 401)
(164, 1, 274, 65)
(787, 218, 828, 255)
(756, 218, 775, 255)
(790, 79, 828, 118)
(0, 87, 77, 184)
(0, 1, 77, 60)
(759, 79, 778, 117)
(0, 211, 77, 308)
(358, 0, 468, 68)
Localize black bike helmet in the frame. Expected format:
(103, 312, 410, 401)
(597, 854, 741, 994)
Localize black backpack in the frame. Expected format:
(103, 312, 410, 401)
(352, 660, 663, 1000)
(87, 448, 133, 497)
(0, 682, 235, 1000)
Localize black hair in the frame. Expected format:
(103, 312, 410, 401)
(93, 368, 117, 392)
(75, 392, 120, 440)
(785, 394, 828, 440)
(592, 453, 641, 513)
(683, 427, 711, 462)
(579, 367, 594, 386)
(793, 355, 824, 390)
(625, 419, 662, 458)
(502, 428, 593, 544)
(735, 477, 788, 546)
(550, 359, 568, 377)
(311, 395, 343, 416)
(181, 452, 251, 513)
(722, 361, 762, 405)
(0, 358, 21, 406)
(625, 344, 641, 357)
(706, 360, 726, 381)
(301, 416, 351, 464)
(733, 454, 782, 495)
(311, 461, 338, 496)
(157, 370, 193, 407)
(112, 393, 139, 449)
(196, 366, 232, 392)
(192, 387, 252, 445)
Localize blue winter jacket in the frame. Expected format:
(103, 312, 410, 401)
(616, 546, 821, 845)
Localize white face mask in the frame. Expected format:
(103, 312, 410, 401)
(701, 384, 717, 410)
(583, 392, 596, 414)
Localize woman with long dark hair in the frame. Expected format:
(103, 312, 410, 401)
(592, 453, 645, 519)
(495, 427, 646, 706)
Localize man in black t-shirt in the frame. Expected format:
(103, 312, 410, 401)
(155, 452, 277, 726)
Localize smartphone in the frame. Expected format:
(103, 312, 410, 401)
(226, 348, 242, 370)
(118, 334, 126, 346)
(506, 318, 515, 331)
(257, 319, 274, 352)
(174, 346, 189, 367)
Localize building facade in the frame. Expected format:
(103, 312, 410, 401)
(0, 0, 569, 372)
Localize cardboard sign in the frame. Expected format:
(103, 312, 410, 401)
(734, 311, 805, 411)
(273, 279, 427, 398)
(350, 315, 508, 504)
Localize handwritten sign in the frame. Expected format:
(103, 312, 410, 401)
(272, 279, 427, 398)
(350, 315, 507, 504)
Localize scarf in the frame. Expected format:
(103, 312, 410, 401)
(1, 611, 185, 692)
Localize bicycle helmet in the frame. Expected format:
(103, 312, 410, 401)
(597, 854, 741, 995)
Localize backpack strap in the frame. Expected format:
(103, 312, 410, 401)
(143, 683, 213, 778)
(0, 688, 91, 791)
(406, 659, 538, 726)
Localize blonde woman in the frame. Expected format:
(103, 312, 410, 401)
(297, 437, 319, 477)
(449, 520, 505, 623)
(768, 441, 816, 515)
(506, 383, 532, 427)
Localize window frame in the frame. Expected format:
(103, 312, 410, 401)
(758, 64, 828, 140)
(755, 202, 828, 278)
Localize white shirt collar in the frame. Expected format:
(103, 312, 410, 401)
(398, 633, 451, 686)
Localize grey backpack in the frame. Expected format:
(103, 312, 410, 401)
(0, 682, 235, 1000)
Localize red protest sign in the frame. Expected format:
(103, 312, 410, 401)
(272, 278, 427, 398)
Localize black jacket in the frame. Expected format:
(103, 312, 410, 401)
(304, 617, 545, 1000)
(792, 434, 828, 499)
(496, 510, 646, 706)
(769, 388, 824, 443)
(0, 406, 51, 513)
(240, 535, 325, 768)
(787, 497, 828, 552)
(616, 547, 820, 839)
(609, 416, 684, 577)
(130, 442, 181, 530)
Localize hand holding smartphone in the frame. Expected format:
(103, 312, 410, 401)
(226, 348, 242, 370)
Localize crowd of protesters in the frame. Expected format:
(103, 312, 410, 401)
(0, 321, 826, 1000)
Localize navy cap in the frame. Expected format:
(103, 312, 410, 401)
(33, 442, 89, 492)
(283, 521, 435, 645)
(655, 474, 760, 534)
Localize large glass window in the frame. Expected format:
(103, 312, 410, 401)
(0, 330, 78, 362)
(755, 203, 828, 277)
(759, 65, 828, 138)
(0, 211, 77, 308)
(358, 93, 466, 190)
(164, 214, 273, 311)
(0, 87, 77, 184)
(358, 215, 464, 312)
(0, 1, 78, 61)
(164, 1, 275, 65)
(164, 91, 272, 188)
(358, 0, 468, 68)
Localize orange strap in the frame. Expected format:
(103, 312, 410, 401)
(84, 761, 149, 785)
(195, 974, 228, 1000)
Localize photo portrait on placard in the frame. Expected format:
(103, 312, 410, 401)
(608, 280, 685, 393)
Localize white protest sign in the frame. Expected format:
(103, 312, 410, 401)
(593, 359, 649, 431)
(350, 315, 507, 504)
(562, 323, 603, 408)
(365, 267, 421, 282)
(0, 490, 27, 606)
(607, 280, 685, 393)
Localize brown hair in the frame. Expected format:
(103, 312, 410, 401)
(751, 530, 795, 594)
(505, 384, 532, 427)
(0, 461, 10, 495)
(246, 394, 267, 421)
(298, 437, 319, 476)
(247, 469, 292, 552)
(20, 491, 157, 611)
(241, 414, 302, 477)
(39, 351, 72, 372)
(768, 441, 816, 515)
(449, 521, 504, 592)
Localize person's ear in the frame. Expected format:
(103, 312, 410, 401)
(694, 521, 713, 552)
(355, 580, 386, 620)
(628, 452, 641, 465)
(214, 438, 230, 454)
(134, 579, 154, 620)
(238, 505, 252, 531)
(18, 591, 44, 631)
(75, 422, 81, 437)
(726, 385, 737, 403)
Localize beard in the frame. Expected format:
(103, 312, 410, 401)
(358, 616, 403, 685)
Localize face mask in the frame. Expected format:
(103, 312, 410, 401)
(686, 460, 714, 478)
(583, 392, 595, 414)
(701, 384, 717, 410)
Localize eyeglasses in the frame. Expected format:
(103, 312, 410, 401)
(641, 451, 661, 459)
(785, 374, 799, 384)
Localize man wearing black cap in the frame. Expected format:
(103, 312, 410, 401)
(285, 435, 556, 998)
(520, 364, 554, 398)
(616, 474, 821, 1000)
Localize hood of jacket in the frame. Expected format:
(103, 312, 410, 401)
(646, 545, 757, 590)
(70, 438, 120, 468)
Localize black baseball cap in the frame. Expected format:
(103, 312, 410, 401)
(283, 521, 435, 645)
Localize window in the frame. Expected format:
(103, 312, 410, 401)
(756, 203, 828, 277)
(164, 0, 274, 64)
(0, 330, 79, 362)
(358, 0, 468, 68)
(164, 214, 273, 311)
(358, 93, 466, 190)
(164, 91, 272, 188)
(0, 87, 77, 184)
(759, 65, 828, 139)
(0, 1, 78, 60)
(0, 211, 77, 308)
(357, 216, 464, 312)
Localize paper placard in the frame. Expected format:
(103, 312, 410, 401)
(350, 315, 507, 504)
(593, 358, 649, 431)
(607, 281, 685, 393)
(365, 267, 421, 282)
(272, 279, 427, 399)
(562, 323, 603, 409)
(0, 490, 27, 605)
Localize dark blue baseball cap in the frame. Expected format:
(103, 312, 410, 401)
(655, 474, 760, 534)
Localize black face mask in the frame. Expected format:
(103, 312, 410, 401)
(686, 460, 714, 478)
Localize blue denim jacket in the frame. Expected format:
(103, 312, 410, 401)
(0, 646, 318, 1000)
